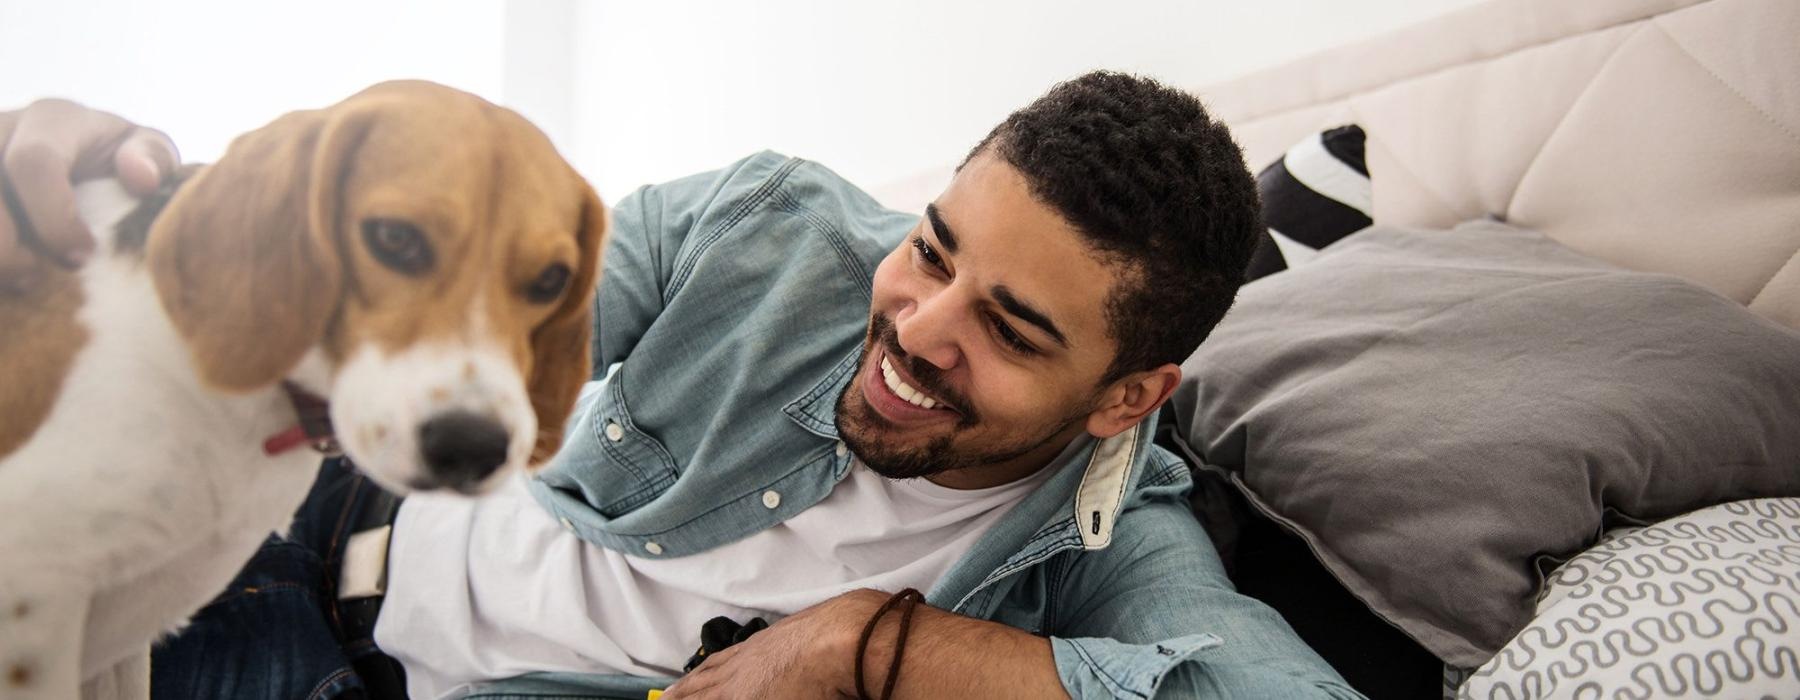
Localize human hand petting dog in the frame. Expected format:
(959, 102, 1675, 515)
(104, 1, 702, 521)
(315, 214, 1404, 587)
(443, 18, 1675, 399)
(0, 99, 177, 292)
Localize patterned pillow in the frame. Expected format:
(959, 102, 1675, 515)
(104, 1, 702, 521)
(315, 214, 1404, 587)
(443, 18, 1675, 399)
(1245, 124, 1371, 280)
(1457, 498, 1800, 699)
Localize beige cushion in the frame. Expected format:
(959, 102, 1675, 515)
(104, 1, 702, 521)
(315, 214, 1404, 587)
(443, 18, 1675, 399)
(1198, 0, 1800, 329)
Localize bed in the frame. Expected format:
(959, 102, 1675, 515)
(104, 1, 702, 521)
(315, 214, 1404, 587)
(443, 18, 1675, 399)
(873, 0, 1800, 696)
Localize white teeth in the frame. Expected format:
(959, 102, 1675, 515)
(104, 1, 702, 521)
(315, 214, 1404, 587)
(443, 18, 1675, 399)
(879, 355, 941, 410)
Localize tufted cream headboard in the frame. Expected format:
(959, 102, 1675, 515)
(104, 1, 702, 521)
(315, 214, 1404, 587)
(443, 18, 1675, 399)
(1201, 0, 1800, 329)
(874, 0, 1800, 329)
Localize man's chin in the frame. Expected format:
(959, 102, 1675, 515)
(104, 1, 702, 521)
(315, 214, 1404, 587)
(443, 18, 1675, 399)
(836, 383, 949, 478)
(846, 427, 952, 480)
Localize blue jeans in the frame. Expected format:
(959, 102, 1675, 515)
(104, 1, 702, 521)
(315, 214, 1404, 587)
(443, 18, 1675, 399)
(151, 458, 403, 700)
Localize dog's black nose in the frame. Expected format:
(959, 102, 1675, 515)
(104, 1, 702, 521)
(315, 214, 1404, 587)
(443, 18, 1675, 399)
(418, 411, 510, 490)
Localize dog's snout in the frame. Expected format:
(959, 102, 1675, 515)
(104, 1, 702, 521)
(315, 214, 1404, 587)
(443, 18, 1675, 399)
(418, 410, 510, 490)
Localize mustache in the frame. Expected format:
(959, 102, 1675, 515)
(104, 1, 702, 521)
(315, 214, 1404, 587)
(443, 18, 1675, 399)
(870, 313, 975, 420)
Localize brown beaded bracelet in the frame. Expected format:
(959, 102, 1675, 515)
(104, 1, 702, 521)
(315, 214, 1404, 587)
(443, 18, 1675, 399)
(854, 588, 926, 700)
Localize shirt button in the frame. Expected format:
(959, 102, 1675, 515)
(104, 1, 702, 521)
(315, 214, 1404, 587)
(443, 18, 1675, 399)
(643, 541, 663, 555)
(605, 421, 624, 442)
(761, 490, 781, 509)
(835, 442, 848, 458)
(558, 517, 574, 532)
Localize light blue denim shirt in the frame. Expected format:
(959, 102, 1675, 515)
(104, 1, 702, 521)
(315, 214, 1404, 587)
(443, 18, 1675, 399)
(475, 152, 1358, 699)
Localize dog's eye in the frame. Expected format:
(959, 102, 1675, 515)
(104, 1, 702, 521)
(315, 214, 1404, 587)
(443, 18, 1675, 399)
(362, 219, 434, 275)
(526, 263, 571, 304)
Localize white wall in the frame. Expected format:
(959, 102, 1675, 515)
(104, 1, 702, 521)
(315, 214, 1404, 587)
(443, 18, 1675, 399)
(2, 0, 1488, 202)
(0, 0, 508, 166)
(570, 0, 1491, 201)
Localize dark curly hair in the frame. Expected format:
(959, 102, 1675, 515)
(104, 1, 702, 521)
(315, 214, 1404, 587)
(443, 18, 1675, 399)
(964, 70, 1261, 385)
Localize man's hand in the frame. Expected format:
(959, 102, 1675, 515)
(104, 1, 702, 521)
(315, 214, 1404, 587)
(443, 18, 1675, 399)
(0, 99, 177, 292)
(661, 588, 1068, 700)
(661, 589, 884, 699)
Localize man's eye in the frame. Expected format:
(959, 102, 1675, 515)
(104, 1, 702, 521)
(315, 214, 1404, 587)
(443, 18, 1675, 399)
(911, 236, 944, 270)
(990, 315, 1035, 355)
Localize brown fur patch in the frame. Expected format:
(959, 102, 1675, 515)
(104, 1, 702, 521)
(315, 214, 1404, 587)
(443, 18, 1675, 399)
(0, 266, 87, 459)
(0, 166, 201, 459)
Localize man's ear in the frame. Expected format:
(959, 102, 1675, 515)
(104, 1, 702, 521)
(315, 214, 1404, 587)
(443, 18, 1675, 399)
(1085, 363, 1181, 439)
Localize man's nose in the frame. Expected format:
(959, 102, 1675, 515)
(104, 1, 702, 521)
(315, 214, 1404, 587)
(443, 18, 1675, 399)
(894, 293, 964, 372)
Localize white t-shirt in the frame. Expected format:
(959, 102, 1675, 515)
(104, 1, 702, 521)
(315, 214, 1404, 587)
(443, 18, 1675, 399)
(374, 450, 1065, 700)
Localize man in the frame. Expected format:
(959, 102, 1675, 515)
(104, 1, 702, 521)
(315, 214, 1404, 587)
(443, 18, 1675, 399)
(0, 72, 1359, 699)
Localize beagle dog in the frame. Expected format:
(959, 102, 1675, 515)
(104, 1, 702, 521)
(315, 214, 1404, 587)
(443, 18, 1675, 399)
(0, 80, 605, 699)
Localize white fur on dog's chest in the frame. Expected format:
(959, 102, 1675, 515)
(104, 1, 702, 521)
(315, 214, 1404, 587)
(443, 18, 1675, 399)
(0, 181, 326, 686)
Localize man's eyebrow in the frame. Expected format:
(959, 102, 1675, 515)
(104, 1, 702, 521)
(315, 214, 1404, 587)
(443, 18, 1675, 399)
(992, 285, 1068, 349)
(925, 202, 959, 254)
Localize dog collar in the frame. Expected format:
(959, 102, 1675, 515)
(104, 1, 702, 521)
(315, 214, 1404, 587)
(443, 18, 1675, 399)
(263, 381, 342, 457)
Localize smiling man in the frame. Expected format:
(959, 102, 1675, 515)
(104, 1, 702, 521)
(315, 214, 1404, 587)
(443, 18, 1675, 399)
(2, 72, 1357, 699)
(841, 170, 1136, 489)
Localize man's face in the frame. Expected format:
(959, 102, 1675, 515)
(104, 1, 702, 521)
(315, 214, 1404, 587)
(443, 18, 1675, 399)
(836, 151, 1127, 487)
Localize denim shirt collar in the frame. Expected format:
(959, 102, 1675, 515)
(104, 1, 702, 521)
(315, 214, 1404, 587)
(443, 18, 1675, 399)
(933, 420, 1153, 614)
(780, 347, 859, 441)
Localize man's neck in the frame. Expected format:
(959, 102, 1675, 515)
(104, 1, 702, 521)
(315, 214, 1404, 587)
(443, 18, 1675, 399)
(924, 424, 1090, 490)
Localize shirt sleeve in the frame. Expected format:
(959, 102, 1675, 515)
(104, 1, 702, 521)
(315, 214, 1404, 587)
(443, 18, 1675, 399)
(592, 152, 784, 373)
(1048, 494, 1365, 699)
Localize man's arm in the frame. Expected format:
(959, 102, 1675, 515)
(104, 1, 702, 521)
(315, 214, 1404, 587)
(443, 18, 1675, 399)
(1046, 499, 1361, 699)
(592, 152, 784, 373)
(666, 500, 1361, 699)
(661, 587, 1070, 699)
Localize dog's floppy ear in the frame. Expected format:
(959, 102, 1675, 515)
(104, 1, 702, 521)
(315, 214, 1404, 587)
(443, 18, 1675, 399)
(528, 182, 607, 465)
(148, 106, 372, 392)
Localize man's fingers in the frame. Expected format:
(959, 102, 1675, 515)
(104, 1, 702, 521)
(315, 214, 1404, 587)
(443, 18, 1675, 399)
(0, 98, 143, 267)
(0, 98, 171, 277)
(115, 127, 178, 196)
(3, 139, 91, 266)
(662, 658, 725, 700)
(661, 677, 716, 700)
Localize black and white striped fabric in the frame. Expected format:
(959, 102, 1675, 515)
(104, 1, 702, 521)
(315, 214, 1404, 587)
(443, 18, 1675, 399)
(1246, 125, 1372, 280)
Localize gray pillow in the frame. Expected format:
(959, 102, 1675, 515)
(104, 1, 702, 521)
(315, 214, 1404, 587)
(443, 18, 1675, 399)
(1172, 220, 1800, 668)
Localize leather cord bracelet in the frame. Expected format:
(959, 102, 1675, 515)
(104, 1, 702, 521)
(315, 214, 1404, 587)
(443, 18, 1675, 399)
(854, 588, 926, 700)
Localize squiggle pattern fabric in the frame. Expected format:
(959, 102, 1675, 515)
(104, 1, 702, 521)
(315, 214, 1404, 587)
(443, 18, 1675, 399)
(1457, 498, 1800, 699)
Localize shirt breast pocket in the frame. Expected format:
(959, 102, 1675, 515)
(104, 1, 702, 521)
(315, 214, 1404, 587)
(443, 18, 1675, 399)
(536, 373, 680, 518)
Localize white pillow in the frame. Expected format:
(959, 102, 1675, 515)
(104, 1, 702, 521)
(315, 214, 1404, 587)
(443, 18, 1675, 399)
(1457, 498, 1800, 699)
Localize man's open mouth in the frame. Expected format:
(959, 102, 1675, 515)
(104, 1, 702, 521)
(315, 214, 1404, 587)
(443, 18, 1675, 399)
(880, 355, 949, 410)
(862, 350, 960, 425)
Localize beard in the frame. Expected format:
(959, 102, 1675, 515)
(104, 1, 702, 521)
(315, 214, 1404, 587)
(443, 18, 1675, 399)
(834, 312, 1086, 480)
